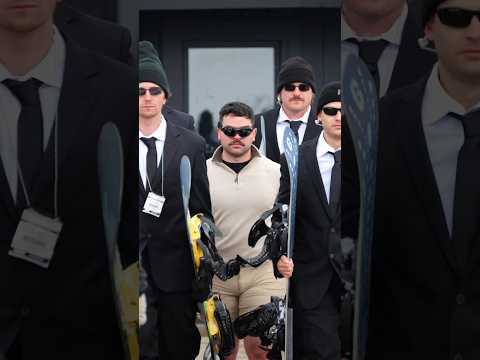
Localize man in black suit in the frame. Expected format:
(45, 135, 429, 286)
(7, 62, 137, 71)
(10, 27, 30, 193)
(342, 0, 437, 97)
(254, 56, 322, 163)
(343, 0, 480, 358)
(162, 104, 195, 131)
(276, 83, 343, 359)
(138, 41, 212, 360)
(133, 41, 194, 131)
(0, 0, 137, 358)
(54, 1, 133, 65)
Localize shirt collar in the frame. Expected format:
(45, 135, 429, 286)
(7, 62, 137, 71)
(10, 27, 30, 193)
(139, 115, 167, 141)
(341, 2, 408, 46)
(423, 63, 468, 126)
(277, 105, 311, 124)
(316, 131, 338, 157)
(0, 25, 65, 88)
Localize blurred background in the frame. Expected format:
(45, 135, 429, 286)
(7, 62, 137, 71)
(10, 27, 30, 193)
(63, 0, 340, 133)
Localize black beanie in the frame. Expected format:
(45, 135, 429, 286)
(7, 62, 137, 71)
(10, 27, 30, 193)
(138, 41, 171, 97)
(316, 81, 341, 115)
(422, 0, 448, 26)
(277, 56, 316, 94)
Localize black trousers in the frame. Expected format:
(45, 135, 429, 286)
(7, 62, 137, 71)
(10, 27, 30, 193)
(4, 318, 123, 360)
(153, 287, 200, 360)
(140, 285, 159, 360)
(292, 281, 342, 360)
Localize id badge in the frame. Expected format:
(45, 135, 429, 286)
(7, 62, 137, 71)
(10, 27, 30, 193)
(142, 192, 166, 218)
(9, 208, 63, 268)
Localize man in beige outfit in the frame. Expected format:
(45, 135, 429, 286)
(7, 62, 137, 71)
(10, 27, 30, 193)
(207, 102, 286, 359)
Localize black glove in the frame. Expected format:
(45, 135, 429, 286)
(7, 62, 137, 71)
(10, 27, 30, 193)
(192, 257, 213, 302)
(269, 222, 288, 279)
(225, 258, 241, 277)
(212, 258, 242, 281)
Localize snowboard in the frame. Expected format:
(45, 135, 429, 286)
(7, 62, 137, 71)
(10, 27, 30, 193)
(282, 127, 299, 360)
(98, 122, 139, 360)
(342, 53, 380, 360)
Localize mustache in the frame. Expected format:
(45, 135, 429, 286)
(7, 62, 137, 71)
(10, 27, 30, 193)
(290, 97, 303, 101)
(229, 141, 244, 146)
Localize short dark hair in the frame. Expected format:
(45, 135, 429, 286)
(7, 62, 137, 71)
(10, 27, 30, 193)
(218, 102, 255, 128)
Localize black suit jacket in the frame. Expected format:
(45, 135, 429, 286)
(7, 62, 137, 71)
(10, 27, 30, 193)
(54, 3, 133, 65)
(384, 3, 436, 94)
(254, 107, 321, 163)
(277, 137, 341, 310)
(140, 122, 212, 293)
(0, 38, 137, 358)
(364, 79, 480, 359)
(162, 105, 195, 131)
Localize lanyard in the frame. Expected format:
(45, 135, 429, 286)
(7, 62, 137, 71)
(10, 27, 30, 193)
(144, 145, 164, 197)
(17, 113, 59, 218)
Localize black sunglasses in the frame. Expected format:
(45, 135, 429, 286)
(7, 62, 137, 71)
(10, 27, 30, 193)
(139, 86, 163, 96)
(220, 126, 254, 138)
(283, 83, 311, 92)
(437, 7, 480, 28)
(322, 107, 342, 116)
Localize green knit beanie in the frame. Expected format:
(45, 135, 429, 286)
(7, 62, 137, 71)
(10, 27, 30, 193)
(138, 41, 171, 97)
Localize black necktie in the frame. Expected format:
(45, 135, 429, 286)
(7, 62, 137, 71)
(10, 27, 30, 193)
(140, 137, 158, 192)
(347, 39, 389, 93)
(289, 120, 303, 141)
(450, 110, 480, 268)
(328, 150, 341, 215)
(3, 78, 43, 206)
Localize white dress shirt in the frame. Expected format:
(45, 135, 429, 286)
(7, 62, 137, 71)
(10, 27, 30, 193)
(341, 3, 408, 97)
(276, 105, 311, 154)
(422, 63, 480, 236)
(139, 117, 167, 189)
(316, 131, 340, 203)
(0, 26, 66, 201)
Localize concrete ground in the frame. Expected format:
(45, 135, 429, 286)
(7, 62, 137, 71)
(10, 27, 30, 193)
(196, 322, 248, 360)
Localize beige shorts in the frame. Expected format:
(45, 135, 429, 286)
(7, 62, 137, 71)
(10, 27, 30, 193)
(212, 260, 287, 321)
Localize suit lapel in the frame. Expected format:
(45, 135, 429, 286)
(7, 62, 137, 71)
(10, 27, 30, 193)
(139, 172, 147, 197)
(264, 109, 280, 162)
(151, 121, 180, 190)
(0, 162, 17, 219)
(395, 79, 459, 274)
(303, 110, 321, 143)
(304, 138, 332, 221)
(56, 38, 97, 168)
(28, 37, 97, 215)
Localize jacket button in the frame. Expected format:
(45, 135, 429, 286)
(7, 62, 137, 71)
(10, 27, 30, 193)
(330, 228, 335, 233)
(453, 353, 463, 360)
(456, 293, 465, 305)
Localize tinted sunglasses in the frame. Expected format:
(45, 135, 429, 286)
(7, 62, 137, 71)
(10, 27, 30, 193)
(283, 83, 311, 92)
(220, 126, 254, 138)
(437, 7, 480, 28)
(139, 86, 163, 96)
(322, 107, 342, 116)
